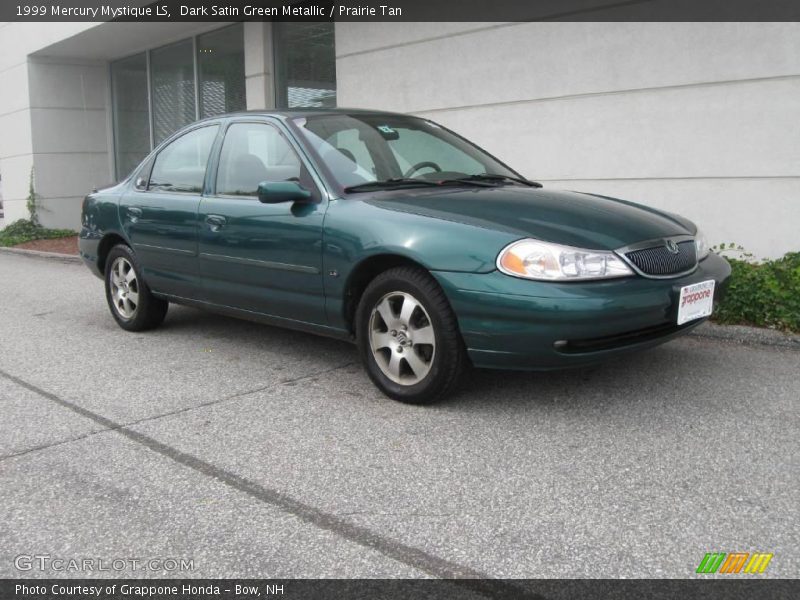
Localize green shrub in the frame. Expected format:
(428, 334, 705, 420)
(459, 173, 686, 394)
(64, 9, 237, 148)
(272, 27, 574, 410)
(713, 247, 800, 333)
(27, 166, 40, 226)
(0, 219, 76, 247)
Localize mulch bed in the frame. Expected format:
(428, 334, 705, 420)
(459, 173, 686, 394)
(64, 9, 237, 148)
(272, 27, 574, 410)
(14, 236, 79, 255)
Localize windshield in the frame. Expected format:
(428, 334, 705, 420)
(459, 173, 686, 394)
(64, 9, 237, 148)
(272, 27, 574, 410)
(293, 114, 521, 190)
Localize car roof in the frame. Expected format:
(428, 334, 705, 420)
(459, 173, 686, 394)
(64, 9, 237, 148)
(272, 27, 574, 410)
(195, 107, 411, 124)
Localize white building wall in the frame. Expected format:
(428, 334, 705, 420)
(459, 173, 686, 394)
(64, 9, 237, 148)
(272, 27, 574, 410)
(0, 59, 34, 226)
(335, 22, 800, 258)
(0, 22, 101, 227)
(26, 57, 111, 229)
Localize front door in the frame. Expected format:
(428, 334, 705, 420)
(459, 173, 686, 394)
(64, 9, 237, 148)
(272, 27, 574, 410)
(198, 120, 327, 324)
(120, 124, 219, 298)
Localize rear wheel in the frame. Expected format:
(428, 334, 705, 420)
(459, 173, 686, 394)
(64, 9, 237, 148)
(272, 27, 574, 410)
(104, 244, 168, 331)
(356, 266, 468, 404)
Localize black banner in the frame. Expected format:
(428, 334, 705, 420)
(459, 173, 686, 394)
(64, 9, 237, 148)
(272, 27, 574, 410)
(2, 579, 798, 600)
(3, 0, 800, 22)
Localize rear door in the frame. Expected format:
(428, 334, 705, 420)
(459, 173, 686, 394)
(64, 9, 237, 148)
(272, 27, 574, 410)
(197, 119, 327, 324)
(120, 124, 219, 298)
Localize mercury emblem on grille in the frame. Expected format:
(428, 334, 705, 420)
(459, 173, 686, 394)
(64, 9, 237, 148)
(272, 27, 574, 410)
(665, 239, 680, 254)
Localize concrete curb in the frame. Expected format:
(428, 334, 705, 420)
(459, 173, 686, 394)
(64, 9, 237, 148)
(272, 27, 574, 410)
(689, 321, 800, 350)
(0, 246, 81, 264)
(2, 245, 798, 349)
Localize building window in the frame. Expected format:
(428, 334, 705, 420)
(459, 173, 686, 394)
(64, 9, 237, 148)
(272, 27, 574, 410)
(274, 22, 336, 108)
(110, 24, 245, 179)
(150, 39, 196, 146)
(198, 25, 246, 119)
(110, 53, 149, 180)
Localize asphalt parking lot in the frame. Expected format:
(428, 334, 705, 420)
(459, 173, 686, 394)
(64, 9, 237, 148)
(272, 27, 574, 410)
(0, 252, 797, 580)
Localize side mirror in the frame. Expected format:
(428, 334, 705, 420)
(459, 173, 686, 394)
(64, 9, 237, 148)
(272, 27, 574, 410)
(257, 181, 313, 204)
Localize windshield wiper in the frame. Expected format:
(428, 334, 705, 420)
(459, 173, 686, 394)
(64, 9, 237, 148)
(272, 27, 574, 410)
(343, 173, 543, 193)
(460, 173, 543, 187)
(435, 178, 498, 188)
(344, 178, 440, 193)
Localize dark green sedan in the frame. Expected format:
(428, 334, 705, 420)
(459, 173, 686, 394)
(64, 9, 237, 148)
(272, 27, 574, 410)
(80, 109, 731, 404)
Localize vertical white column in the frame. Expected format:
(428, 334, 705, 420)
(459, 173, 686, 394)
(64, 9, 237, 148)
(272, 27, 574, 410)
(244, 22, 275, 110)
(0, 58, 34, 227)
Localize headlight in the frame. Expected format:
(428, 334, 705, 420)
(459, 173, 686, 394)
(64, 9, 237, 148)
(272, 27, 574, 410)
(695, 229, 710, 259)
(497, 239, 633, 281)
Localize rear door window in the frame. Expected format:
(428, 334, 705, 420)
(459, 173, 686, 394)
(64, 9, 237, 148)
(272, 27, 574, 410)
(148, 125, 219, 193)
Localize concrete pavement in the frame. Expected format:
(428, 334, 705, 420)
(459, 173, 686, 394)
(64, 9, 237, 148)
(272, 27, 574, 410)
(0, 252, 797, 579)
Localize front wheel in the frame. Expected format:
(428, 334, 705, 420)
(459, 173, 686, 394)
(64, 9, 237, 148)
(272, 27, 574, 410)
(356, 266, 468, 404)
(104, 244, 168, 331)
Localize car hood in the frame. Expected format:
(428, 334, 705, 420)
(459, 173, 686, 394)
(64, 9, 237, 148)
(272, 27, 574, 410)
(362, 186, 694, 250)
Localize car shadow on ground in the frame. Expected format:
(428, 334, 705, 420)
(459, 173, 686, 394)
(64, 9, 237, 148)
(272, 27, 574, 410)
(155, 304, 716, 413)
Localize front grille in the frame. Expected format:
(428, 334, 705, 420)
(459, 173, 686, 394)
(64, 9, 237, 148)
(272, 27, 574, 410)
(625, 240, 697, 276)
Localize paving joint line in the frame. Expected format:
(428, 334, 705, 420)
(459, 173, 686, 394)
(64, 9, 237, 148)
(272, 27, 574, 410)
(0, 367, 545, 598)
(0, 362, 356, 464)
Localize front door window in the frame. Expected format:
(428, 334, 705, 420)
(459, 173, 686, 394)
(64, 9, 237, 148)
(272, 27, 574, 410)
(215, 122, 315, 197)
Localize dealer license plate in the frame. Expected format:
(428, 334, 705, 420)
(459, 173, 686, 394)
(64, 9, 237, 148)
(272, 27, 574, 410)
(677, 280, 715, 325)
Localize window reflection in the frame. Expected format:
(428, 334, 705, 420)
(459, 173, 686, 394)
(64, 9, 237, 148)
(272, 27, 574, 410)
(111, 53, 149, 179)
(150, 39, 196, 145)
(274, 22, 337, 108)
(198, 24, 246, 118)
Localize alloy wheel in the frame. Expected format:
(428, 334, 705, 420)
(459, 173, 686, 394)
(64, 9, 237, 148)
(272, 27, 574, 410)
(368, 291, 436, 385)
(109, 256, 139, 319)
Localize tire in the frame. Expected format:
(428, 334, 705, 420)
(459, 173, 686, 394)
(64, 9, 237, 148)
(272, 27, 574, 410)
(104, 244, 168, 332)
(356, 266, 468, 404)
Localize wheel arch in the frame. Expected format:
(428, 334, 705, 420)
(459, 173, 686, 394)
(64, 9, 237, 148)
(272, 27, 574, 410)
(97, 232, 129, 274)
(342, 253, 432, 335)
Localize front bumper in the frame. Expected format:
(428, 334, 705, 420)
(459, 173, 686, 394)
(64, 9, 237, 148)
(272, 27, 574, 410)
(432, 253, 732, 371)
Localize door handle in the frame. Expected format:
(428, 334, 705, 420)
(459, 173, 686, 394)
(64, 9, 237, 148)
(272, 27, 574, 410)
(205, 214, 227, 232)
(126, 206, 142, 222)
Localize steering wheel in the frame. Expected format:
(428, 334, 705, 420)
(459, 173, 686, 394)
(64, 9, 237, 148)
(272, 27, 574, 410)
(404, 161, 442, 178)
